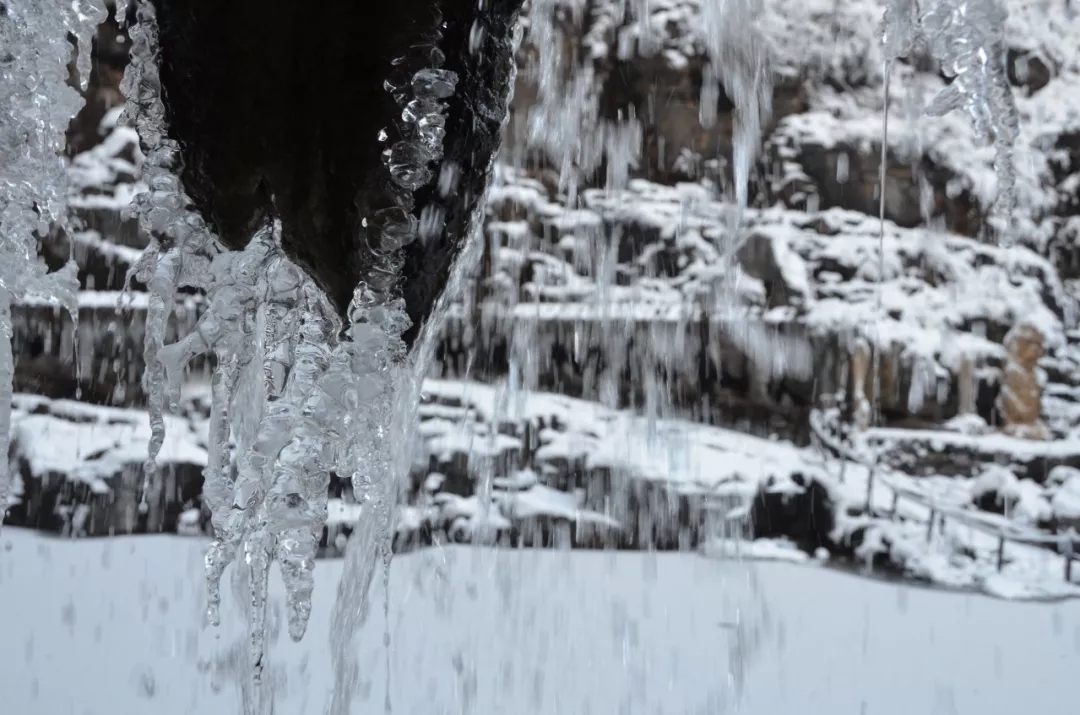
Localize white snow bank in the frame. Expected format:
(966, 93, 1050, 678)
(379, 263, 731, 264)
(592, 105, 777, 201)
(8, 395, 207, 491)
(0, 530, 1077, 715)
(1050, 475, 1080, 523)
(421, 379, 817, 492)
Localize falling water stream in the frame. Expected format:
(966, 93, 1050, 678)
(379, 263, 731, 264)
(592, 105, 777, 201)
(0, 0, 1024, 712)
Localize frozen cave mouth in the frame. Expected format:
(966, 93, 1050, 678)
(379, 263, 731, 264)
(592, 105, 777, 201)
(147, 0, 524, 344)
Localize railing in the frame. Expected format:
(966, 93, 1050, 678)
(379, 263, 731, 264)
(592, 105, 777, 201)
(881, 475, 1079, 580)
(809, 409, 1080, 583)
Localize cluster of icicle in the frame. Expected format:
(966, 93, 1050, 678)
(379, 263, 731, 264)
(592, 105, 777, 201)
(880, 0, 1019, 219)
(698, 0, 776, 357)
(115, 2, 460, 708)
(0, 0, 106, 519)
(524, 0, 643, 198)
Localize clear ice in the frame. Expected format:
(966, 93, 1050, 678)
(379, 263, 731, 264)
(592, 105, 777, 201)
(117, 0, 218, 514)
(0, 0, 106, 518)
(880, 0, 1019, 219)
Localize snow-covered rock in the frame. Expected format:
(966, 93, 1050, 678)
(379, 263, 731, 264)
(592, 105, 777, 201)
(748, 471, 838, 550)
(1050, 474, 1080, 530)
(456, 172, 1073, 435)
(4, 395, 207, 536)
(970, 465, 1052, 525)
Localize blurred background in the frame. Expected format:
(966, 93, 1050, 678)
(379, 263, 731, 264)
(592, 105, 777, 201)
(5, 0, 1080, 596)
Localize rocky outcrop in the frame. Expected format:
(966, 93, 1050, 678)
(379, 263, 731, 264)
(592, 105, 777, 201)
(3, 395, 207, 536)
(453, 173, 1073, 437)
(11, 292, 204, 407)
(749, 472, 837, 551)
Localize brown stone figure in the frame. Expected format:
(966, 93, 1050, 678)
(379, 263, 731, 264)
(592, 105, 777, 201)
(997, 322, 1050, 441)
(849, 336, 872, 432)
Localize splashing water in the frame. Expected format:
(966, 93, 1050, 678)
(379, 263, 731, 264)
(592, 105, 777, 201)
(0, 0, 106, 520)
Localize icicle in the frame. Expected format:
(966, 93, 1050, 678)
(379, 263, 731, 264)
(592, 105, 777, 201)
(696, 0, 774, 340)
(880, 0, 1019, 226)
(155, 223, 343, 713)
(0, 0, 107, 522)
(0, 297, 13, 519)
(327, 45, 462, 712)
(119, 0, 218, 514)
(873, 61, 893, 434)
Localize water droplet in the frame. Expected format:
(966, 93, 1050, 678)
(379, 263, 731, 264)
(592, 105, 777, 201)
(384, 143, 434, 190)
(412, 68, 457, 99)
(370, 207, 418, 250)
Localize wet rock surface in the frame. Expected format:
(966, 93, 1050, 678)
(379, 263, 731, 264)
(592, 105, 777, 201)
(147, 0, 524, 340)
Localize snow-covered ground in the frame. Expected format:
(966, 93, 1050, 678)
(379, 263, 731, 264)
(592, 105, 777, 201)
(9, 380, 1080, 599)
(0, 529, 1077, 715)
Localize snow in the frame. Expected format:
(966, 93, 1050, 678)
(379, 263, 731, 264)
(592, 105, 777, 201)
(415, 380, 1080, 598)
(702, 537, 813, 563)
(15, 290, 203, 313)
(0, 529, 1077, 715)
(840, 468, 1080, 600)
(868, 424, 1080, 460)
(8, 396, 207, 491)
(485, 168, 1071, 382)
(1051, 475, 1080, 522)
(421, 378, 814, 492)
(72, 229, 144, 269)
(9, 375, 1078, 599)
(500, 482, 621, 528)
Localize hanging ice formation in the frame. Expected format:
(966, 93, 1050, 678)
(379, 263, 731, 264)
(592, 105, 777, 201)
(880, 0, 1019, 219)
(327, 31, 473, 715)
(115, 0, 219, 515)
(117, 1, 468, 704)
(0, 0, 107, 520)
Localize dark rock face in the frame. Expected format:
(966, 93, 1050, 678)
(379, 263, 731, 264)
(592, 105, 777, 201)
(749, 472, 837, 551)
(11, 295, 203, 407)
(148, 0, 523, 344)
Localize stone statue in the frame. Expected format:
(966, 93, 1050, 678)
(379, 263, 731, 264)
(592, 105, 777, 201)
(849, 336, 873, 432)
(998, 322, 1050, 441)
